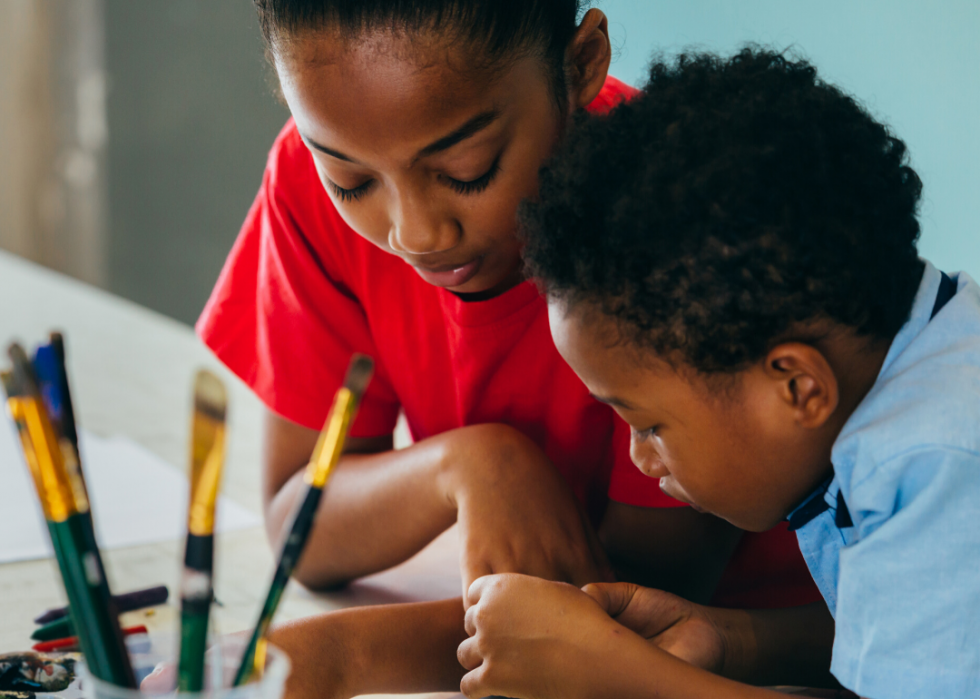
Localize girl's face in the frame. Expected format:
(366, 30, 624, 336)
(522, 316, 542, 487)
(276, 31, 576, 296)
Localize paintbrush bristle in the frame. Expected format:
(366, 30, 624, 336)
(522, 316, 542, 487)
(193, 370, 227, 421)
(1, 370, 17, 399)
(7, 343, 38, 395)
(342, 354, 374, 399)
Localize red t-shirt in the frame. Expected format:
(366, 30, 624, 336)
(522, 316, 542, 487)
(198, 76, 820, 608)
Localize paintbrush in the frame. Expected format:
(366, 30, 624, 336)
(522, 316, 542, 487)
(233, 354, 374, 686)
(31, 335, 88, 508)
(177, 370, 228, 692)
(2, 345, 136, 688)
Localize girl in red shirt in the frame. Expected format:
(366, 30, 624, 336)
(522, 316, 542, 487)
(199, 3, 821, 682)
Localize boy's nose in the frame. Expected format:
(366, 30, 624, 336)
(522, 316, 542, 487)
(629, 439, 669, 480)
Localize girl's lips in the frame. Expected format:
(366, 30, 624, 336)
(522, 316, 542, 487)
(412, 257, 482, 288)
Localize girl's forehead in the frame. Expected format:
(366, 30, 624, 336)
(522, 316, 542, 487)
(279, 27, 514, 100)
(277, 34, 550, 162)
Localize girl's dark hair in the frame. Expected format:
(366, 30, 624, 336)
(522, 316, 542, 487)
(522, 48, 925, 374)
(255, 0, 587, 108)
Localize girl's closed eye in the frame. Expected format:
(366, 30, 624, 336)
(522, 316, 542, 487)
(329, 156, 502, 203)
(329, 178, 375, 203)
(444, 155, 502, 196)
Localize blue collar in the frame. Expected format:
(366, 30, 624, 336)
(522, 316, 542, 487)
(785, 270, 956, 532)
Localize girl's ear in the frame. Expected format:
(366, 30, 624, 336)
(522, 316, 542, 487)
(764, 343, 840, 429)
(566, 8, 612, 111)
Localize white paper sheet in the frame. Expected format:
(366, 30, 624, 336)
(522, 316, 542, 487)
(0, 417, 261, 563)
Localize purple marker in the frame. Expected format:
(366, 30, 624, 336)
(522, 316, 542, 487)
(34, 585, 169, 625)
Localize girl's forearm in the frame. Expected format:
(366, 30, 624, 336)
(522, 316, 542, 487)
(266, 435, 459, 589)
(267, 598, 466, 699)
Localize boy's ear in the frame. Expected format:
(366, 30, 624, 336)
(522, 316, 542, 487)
(764, 343, 840, 429)
(566, 8, 612, 111)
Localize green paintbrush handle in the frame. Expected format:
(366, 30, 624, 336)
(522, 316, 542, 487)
(177, 534, 214, 692)
(178, 610, 209, 692)
(233, 485, 323, 686)
(48, 514, 136, 688)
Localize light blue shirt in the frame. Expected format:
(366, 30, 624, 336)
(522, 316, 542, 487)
(792, 261, 980, 699)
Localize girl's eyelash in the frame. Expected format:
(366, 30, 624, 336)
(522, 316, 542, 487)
(329, 157, 501, 203)
(330, 179, 374, 203)
(446, 157, 501, 196)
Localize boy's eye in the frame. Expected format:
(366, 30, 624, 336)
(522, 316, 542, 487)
(445, 156, 501, 196)
(632, 426, 659, 442)
(329, 179, 375, 203)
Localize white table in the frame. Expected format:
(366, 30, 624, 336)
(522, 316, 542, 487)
(0, 249, 462, 698)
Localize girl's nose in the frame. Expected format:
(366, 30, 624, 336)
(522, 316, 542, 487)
(388, 192, 460, 255)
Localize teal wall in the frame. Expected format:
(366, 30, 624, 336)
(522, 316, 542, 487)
(597, 0, 980, 278)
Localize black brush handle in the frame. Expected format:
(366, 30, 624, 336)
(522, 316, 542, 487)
(233, 485, 323, 686)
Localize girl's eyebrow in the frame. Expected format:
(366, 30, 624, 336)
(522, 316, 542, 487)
(301, 134, 359, 163)
(299, 108, 501, 166)
(413, 109, 501, 162)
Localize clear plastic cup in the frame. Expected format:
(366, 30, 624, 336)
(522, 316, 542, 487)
(78, 634, 290, 699)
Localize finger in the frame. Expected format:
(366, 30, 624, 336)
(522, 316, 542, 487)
(461, 553, 494, 609)
(456, 636, 484, 672)
(581, 581, 639, 617)
(465, 573, 496, 610)
(460, 664, 497, 699)
(464, 602, 479, 637)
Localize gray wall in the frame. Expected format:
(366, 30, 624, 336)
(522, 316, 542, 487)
(106, 0, 289, 325)
(599, 0, 980, 279)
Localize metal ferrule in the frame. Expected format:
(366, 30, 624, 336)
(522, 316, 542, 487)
(187, 416, 225, 536)
(304, 387, 354, 489)
(7, 396, 81, 522)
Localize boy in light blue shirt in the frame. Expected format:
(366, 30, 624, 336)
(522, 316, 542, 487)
(791, 261, 980, 697)
(456, 48, 980, 699)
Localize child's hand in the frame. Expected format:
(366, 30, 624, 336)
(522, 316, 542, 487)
(457, 573, 628, 699)
(583, 582, 729, 675)
(442, 424, 614, 605)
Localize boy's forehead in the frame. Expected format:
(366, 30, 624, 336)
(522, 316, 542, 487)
(548, 297, 685, 383)
(550, 299, 641, 375)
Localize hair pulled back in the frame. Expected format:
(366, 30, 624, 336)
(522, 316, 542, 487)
(255, 0, 587, 105)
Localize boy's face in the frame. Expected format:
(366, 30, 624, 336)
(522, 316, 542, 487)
(549, 300, 833, 532)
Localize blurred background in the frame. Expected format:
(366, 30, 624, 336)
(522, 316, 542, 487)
(1, 0, 977, 327)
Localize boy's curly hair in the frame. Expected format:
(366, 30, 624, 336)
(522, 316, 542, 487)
(521, 48, 925, 373)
